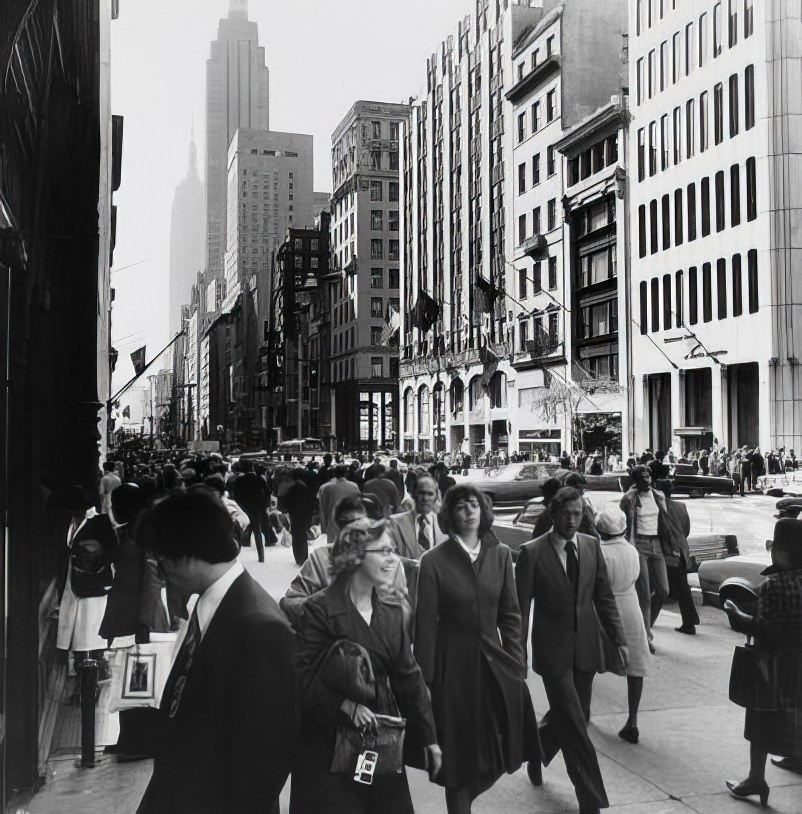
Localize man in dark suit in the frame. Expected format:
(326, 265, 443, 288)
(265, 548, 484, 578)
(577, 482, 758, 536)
(362, 464, 401, 516)
(231, 459, 270, 562)
(387, 474, 447, 559)
(516, 487, 627, 814)
(137, 489, 298, 814)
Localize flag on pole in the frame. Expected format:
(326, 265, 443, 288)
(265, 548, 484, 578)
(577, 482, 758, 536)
(130, 346, 147, 375)
(381, 304, 401, 345)
(479, 341, 499, 386)
(474, 273, 497, 314)
(122, 405, 131, 419)
(411, 289, 440, 332)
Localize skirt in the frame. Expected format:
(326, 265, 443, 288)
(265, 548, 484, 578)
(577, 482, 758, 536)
(745, 708, 802, 757)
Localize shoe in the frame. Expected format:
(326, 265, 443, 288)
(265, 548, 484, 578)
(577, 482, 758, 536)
(675, 625, 696, 635)
(648, 641, 656, 654)
(618, 723, 639, 744)
(725, 779, 770, 806)
(526, 760, 542, 786)
(771, 757, 802, 774)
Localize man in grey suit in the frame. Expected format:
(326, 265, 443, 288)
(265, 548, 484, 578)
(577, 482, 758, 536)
(387, 474, 447, 559)
(317, 464, 360, 540)
(515, 487, 627, 814)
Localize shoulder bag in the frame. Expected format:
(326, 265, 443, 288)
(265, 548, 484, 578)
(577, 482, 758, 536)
(728, 635, 802, 712)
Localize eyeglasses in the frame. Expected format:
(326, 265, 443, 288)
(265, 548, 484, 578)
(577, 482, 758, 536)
(363, 546, 398, 557)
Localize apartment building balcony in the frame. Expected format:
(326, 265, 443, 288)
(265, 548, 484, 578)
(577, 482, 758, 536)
(511, 338, 565, 371)
(518, 233, 548, 260)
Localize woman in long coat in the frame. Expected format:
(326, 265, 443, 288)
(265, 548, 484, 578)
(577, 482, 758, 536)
(291, 518, 440, 814)
(724, 518, 802, 806)
(415, 484, 540, 813)
(596, 508, 652, 744)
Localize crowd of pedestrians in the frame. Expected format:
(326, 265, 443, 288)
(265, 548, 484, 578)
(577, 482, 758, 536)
(50, 441, 802, 814)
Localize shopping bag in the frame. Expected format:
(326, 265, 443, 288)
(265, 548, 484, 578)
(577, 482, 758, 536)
(108, 641, 174, 712)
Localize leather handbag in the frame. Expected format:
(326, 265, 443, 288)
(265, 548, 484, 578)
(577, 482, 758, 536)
(330, 714, 407, 777)
(729, 636, 783, 711)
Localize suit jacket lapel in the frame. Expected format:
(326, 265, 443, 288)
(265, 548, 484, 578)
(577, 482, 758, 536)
(545, 530, 571, 587)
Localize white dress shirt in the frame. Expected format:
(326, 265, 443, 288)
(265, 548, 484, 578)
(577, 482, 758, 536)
(551, 534, 579, 575)
(453, 534, 480, 563)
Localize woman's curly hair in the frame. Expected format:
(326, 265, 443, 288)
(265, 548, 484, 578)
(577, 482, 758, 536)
(329, 518, 388, 579)
(437, 483, 494, 536)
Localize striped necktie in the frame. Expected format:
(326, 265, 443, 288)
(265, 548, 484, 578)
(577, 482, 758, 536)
(417, 515, 430, 550)
(166, 607, 201, 719)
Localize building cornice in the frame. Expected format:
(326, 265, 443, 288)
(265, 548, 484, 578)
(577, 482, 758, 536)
(555, 101, 631, 156)
(505, 54, 561, 103)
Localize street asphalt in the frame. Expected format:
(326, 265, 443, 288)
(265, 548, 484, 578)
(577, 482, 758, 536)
(21, 492, 801, 814)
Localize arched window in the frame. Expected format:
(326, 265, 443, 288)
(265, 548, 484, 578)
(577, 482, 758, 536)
(489, 371, 507, 408)
(433, 382, 445, 427)
(404, 388, 414, 435)
(450, 378, 464, 415)
(418, 385, 430, 434)
(468, 376, 483, 411)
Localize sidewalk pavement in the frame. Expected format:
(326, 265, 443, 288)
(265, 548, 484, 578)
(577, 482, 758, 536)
(16, 538, 802, 813)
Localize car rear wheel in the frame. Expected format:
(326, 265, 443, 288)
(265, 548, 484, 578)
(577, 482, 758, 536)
(719, 585, 758, 622)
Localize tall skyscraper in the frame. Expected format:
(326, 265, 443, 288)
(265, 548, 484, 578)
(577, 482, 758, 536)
(205, 0, 269, 306)
(168, 134, 205, 334)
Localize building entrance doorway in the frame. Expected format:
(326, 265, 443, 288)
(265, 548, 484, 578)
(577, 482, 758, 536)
(647, 373, 671, 452)
(728, 362, 760, 449)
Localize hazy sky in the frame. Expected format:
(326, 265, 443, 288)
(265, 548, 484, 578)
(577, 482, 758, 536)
(110, 0, 474, 395)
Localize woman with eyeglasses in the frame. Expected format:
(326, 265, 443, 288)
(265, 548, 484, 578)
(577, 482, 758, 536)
(290, 517, 442, 814)
(415, 484, 540, 814)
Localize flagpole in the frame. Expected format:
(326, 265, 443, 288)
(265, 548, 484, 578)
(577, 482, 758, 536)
(108, 331, 185, 406)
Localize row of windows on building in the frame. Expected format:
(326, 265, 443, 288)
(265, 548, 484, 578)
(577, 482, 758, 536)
(566, 136, 619, 187)
(517, 199, 559, 242)
(331, 355, 399, 383)
(517, 257, 559, 299)
(516, 146, 557, 194)
(370, 210, 400, 231)
(361, 120, 401, 142)
(514, 33, 557, 82)
(638, 249, 759, 335)
(517, 312, 560, 351)
(637, 65, 755, 181)
(637, 157, 757, 258)
(635, 0, 754, 46)
(516, 87, 559, 143)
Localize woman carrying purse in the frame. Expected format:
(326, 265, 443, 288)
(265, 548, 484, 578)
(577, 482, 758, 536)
(724, 519, 802, 806)
(290, 518, 441, 814)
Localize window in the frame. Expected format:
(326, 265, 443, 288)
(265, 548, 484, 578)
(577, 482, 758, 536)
(713, 2, 723, 57)
(746, 156, 757, 221)
(546, 89, 557, 121)
(371, 357, 383, 378)
(531, 48, 540, 68)
(532, 206, 541, 234)
(371, 268, 383, 288)
(581, 301, 616, 338)
(547, 199, 557, 230)
(371, 210, 383, 230)
(650, 199, 659, 254)
(547, 146, 555, 176)
(662, 195, 671, 250)
(532, 101, 541, 132)
(674, 189, 684, 245)
(369, 150, 381, 170)
(371, 238, 383, 259)
(639, 281, 648, 334)
(637, 128, 645, 181)
(675, 270, 684, 327)
(744, 0, 754, 38)
(672, 32, 681, 84)
(714, 83, 724, 144)
(389, 152, 399, 171)
(532, 153, 541, 185)
(729, 0, 739, 47)
(702, 262, 713, 322)
(517, 62, 525, 81)
(717, 258, 728, 319)
(388, 240, 399, 260)
(648, 50, 656, 98)
(518, 268, 527, 299)
(747, 249, 759, 312)
(518, 112, 526, 143)
(663, 274, 673, 330)
(389, 268, 399, 288)
(660, 41, 668, 91)
(745, 65, 755, 129)
(390, 121, 399, 140)
(370, 181, 382, 201)
(701, 177, 711, 236)
(371, 326, 383, 345)
(699, 13, 708, 67)
(688, 266, 699, 324)
(389, 181, 399, 202)
(579, 247, 614, 287)
(606, 135, 618, 165)
(388, 210, 399, 231)
(673, 106, 682, 164)
(649, 121, 657, 176)
(518, 162, 526, 194)
(732, 253, 743, 316)
(651, 278, 660, 332)
(546, 34, 555, 56)
(686, 98, 695, 158)
(730, 164, 741, 226)
(637, 0, 644, 35)
(548, 312, 559, 344)
(371, 120, 381, 138)
(699, 91, 709, 152)
(639, 205, 647, 258)
(533, 262, 542, 292)
(685, 22, 695, 75)
(729, 73, 739, 137)
(371, 297, 383, 318)
(548, 256, 558, 289)
(715, 171, 726, 232)
(660, 114, 669, 170)
(518, 214, 527, 244)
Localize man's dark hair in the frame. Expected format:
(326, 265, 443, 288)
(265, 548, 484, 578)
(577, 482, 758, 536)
(111, 483, 147, 525)
(239, 459, 253, 473)
(549, 486, 583, 517)
(334, 494, 367, 527)
(138, 488, 238, 564)
(412, 474, 438, 495)
(333, 464, 348, 479)
(203, 473, 226, 495)
(103, 461, 116, 473)
(372, 464, 387, 477)
(540, 477, 563, 506)
(632, 465, 652, 487)
(323, 453, 333, 465)
(564, 473, 587, 489)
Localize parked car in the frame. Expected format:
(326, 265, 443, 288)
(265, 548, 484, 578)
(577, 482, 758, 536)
(669, 464, 736, 496)
(456, 462, 560, 505)
(776, 496, 802, 518)
(697, 540, 770, 620)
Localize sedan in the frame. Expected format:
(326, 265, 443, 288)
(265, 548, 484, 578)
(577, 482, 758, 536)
(455, 462, 560, 504)
(697, 543, 771, 620)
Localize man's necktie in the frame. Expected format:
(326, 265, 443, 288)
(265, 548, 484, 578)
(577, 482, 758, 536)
(167, 607, 201, 719)
(565, 540, 579, 594)
(417, 515, 430, 550)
